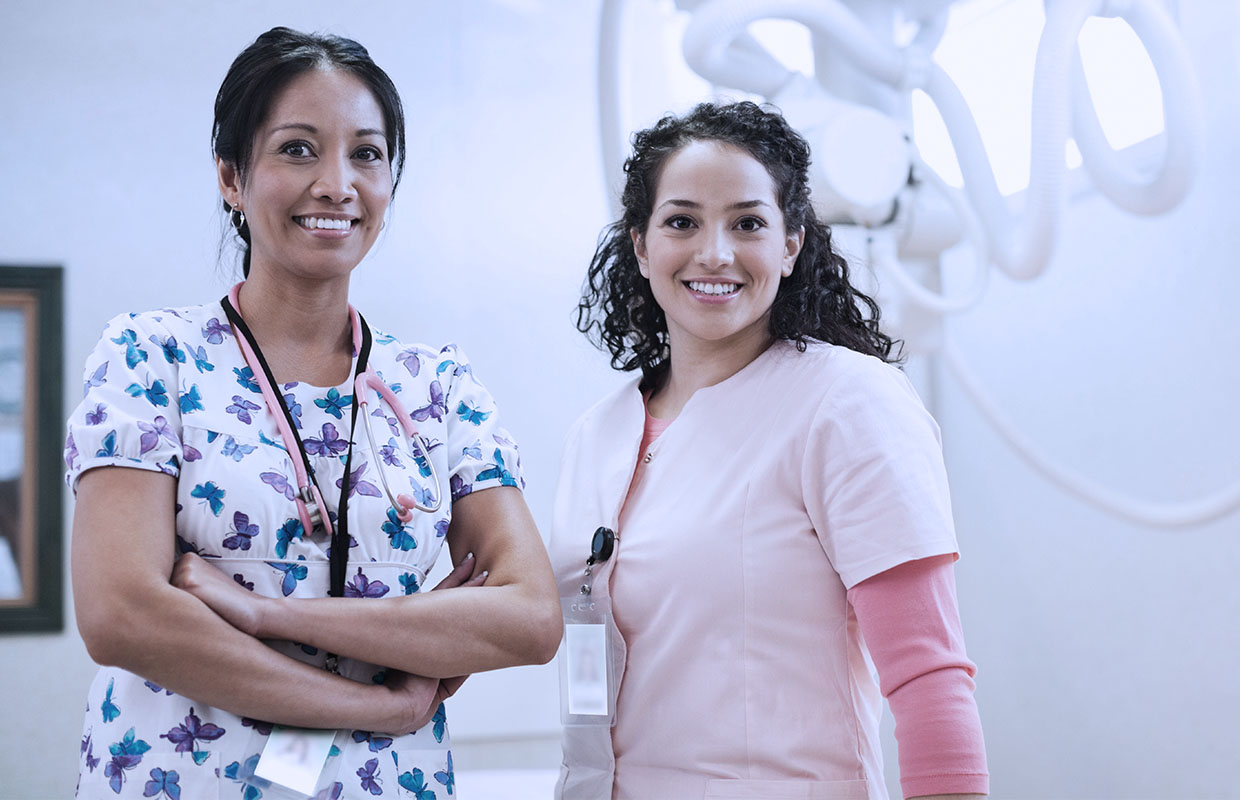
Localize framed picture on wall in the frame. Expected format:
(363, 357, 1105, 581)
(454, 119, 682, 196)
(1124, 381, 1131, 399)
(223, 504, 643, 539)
(0, 266, 63, 632)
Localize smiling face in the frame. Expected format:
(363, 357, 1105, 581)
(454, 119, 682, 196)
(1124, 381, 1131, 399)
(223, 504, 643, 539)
(217, 68, 393, 286)
(633, 140, 804, 361)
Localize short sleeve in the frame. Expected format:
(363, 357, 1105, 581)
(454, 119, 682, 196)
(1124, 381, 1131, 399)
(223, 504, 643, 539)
(437, 344, 524, 501)
(801, 357, 958, 589)
(64, 313, 185, 492)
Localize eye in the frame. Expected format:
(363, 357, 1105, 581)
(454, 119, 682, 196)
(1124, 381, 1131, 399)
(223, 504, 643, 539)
(665, 215, 695, 231)
(735, 216, 765, 232)
(354, 145, 385, 162)
(279, 141, 313, 159)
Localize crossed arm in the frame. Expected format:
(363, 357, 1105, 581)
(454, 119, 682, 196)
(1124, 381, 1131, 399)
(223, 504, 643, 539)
(72, 467, 562, 735)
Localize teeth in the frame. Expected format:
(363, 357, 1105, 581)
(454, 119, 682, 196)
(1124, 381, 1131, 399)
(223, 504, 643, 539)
(297, 217, 352, 230)
(688, 281, 739, 295)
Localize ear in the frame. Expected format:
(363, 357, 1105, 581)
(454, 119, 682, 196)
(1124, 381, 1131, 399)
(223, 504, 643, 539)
(630, 228, 650, 278)
(782, 225, 805, 277)
(217, 157, 243, 211)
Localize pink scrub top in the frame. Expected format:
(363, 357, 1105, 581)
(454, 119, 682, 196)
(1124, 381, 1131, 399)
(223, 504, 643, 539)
(550, 341, 960, 800)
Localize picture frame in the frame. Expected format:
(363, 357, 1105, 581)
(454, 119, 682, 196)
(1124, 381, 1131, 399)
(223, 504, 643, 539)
(0, 266, 64, 632)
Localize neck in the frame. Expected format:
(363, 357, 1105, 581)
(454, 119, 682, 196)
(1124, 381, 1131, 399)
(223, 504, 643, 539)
(235, 271, 354, 385)
(648, 324, 773, 419)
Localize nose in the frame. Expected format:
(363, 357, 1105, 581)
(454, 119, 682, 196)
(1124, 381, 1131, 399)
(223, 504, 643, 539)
(695, 225, 735, 269)
(311, 152, 358, 204)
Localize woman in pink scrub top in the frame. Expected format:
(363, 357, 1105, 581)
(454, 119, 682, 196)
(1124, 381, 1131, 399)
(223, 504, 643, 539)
(551, 102, 989, 800)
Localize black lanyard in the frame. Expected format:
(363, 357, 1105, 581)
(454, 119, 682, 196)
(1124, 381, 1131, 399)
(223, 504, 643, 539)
(220, 296, 372, 600)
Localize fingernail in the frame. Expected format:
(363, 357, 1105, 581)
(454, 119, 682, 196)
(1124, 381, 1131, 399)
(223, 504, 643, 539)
(480, 570, 489, 579)
(465, 552, 475, 561)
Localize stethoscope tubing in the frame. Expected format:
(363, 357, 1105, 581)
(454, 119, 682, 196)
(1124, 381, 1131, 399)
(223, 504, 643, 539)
(355, 369, 444, 518)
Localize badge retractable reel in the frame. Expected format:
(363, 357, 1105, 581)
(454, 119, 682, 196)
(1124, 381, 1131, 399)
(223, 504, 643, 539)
(559, 526, 619, 726)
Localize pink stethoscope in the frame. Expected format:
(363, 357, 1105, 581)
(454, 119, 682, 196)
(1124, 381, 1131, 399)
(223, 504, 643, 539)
(227, 283, 443, 537)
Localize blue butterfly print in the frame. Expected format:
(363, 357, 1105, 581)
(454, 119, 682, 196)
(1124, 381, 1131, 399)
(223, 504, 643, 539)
(382, 508, 416, 552)
(241, 717, 273, 735)
(461, 440, 482, 461)
(337, 461, 383, 499)
(201, 317, 230, 344)
(374, 331, 398, 346)
(405, 480, 436, 509)
(96, 430, 119, 459)
(282, 391, 303, 429)
(160, 706, 225, 752)
(191, 481, 226, 516)
(226, 395, 262, 424)
(178, 383, 203, 414)
(456, 401, 491, 426)
(233, 366, 261, 394)
(312, 782, 344, 800)
(432, 703, 447, 743)
(110, 329, 149, 369)
(137, 415, 176, 455)
(142, 766, 181, 800)
(149, 334, 186, 365)
(268, 560, 309, 596)
(187, 344, 214, 374)
(182, 444, 202, 463)
(101, 677, 120, 722)
(345, 567, 390, 599)
(274, 518, 303, 559)
(315, 388, 353, 420)
(357, 757, 383, 795)
(260, 470, 296, 501)
(397, 768, 435, 800)
(143, 681, 174, 696)
(82, 732, 101, 772)
(222, 754, 263, 800)
(434, 751, 455, 796)
(83, 361, 109, 397)
(258, 430, 288, 452)
(434, 518, 450, 539)
(105, 727, 151, 794)
(233, 573, 255, 591)
(127, 378, 170, 407)
(221, 436, 257, 462)
(476, 448, 518, 487)
(412, 381, 446, 422)
(399, 573, 420, 595)
(223, 511, 259, 551)
(305, 422, 349, 457)
(350, 730, 393, 753)
(379, 437, 403, 468)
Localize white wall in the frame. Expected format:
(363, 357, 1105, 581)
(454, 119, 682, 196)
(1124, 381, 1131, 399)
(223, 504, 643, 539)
(1, 1, 1237, 798)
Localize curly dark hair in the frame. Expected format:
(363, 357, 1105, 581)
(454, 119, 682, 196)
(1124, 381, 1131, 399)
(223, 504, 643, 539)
(577, 101, 900, 385)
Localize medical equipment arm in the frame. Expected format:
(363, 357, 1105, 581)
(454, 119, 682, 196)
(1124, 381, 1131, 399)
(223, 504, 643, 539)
(72, 467, 441, 736)
(202, 485, 563, 679)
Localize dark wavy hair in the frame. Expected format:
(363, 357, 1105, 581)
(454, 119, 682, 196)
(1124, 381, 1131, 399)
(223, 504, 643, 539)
(577, 101, 900, 385)
(212, 27, 407, 277)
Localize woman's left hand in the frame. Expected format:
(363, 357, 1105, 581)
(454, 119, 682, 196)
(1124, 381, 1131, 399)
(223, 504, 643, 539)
(172, 551, 270, 637)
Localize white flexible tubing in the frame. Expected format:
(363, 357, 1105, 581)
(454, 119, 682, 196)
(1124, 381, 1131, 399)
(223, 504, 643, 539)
(1069, 0, 1203, 215)
(876, 162, 990, 315)
(942, 340, 1240, 528)
(682, 0, 905, 94)
(598, 0, 628, 219)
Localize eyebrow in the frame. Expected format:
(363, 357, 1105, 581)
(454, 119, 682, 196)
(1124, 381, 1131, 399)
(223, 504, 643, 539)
(268, 123, 386, 138)
(656, 199, 773, 212)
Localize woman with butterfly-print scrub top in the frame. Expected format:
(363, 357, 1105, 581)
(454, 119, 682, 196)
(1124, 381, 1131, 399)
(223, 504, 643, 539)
(66, 28, 560, 800)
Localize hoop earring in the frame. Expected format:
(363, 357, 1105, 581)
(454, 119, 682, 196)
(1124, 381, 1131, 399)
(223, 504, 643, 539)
(230, 204, 246, 232)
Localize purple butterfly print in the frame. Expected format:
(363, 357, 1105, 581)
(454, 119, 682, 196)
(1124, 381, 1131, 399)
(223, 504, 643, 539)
(492, 432, 516, 448)
(82, 732, 101, 772)
(63, 432, 79, 471)
(242, 717, 273, 736)
(396, 346, 433, 377)
(351, 730, 394, 752)
(305, 422, 349, 457)
(232, 573, 255, 592)
(84, 403, 108, 426)
(83, 361, 109, 398)
(345, 567, 390, 598)
(137, 416, 177, 455)
(312, 782, 344, 800)
(434, 518, 450, 538)
(143, 681, 174, 696)
(411, 380, 447, 422)
(379, 437, 403, 467)
(226, 395, 262, 424)
(357, 758, 383, 795)
(450, 473, 471, 498)
(202, 317, 231, 344)
(461, 440, 483, 460)
(160, 706, 225, 753)
(182, 444, 203, 463)
(372, 407, 400, 438)
(223, 511, 259, 551)
(282, 391, 303, 429)
(336, 461, 383, 499)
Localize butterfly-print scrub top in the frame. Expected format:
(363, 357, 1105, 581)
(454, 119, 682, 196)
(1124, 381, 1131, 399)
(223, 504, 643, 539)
(549, 341, 960, 800)
(65, 301, 523, 799)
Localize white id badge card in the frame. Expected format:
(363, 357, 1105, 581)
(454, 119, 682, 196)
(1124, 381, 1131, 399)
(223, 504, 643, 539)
(253, 726, 337, 796)
(560, 596, 617, 726)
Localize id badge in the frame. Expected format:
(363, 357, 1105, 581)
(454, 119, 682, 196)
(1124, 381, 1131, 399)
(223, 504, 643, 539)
(252, 726, 338, 796)
(559, 595, 617, 726)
